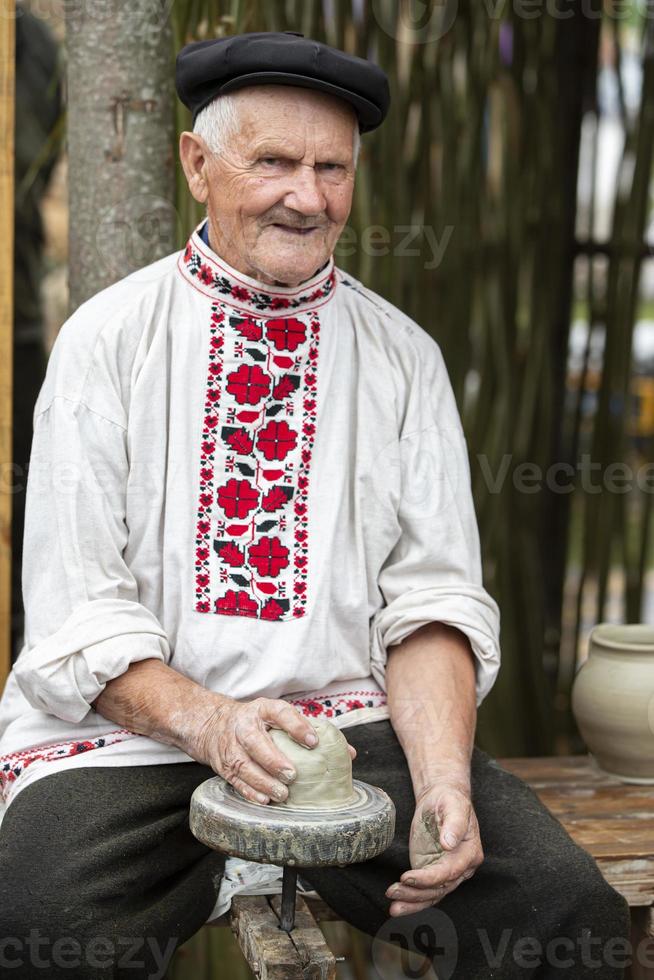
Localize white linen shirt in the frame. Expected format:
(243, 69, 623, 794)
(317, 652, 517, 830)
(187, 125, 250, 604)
(0, 220, 500, 815)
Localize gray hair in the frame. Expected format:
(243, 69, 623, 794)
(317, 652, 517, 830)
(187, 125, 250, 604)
(193, 92, 361, 166)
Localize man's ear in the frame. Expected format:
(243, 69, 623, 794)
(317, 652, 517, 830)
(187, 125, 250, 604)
(179, 131, 211, 205)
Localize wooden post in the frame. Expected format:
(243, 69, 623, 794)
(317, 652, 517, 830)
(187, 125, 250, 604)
(66, 3, 175, 312)
(0, 0, 15, 695)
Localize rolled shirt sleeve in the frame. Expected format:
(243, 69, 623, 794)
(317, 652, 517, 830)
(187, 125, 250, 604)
(369, 333, 501, 706)
(13, 394, 170, 723)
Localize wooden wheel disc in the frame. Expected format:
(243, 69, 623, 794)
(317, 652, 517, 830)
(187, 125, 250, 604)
(190, 776, 396, 867)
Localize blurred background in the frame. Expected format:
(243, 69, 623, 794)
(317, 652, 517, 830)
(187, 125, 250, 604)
(5, 0, 654, 975)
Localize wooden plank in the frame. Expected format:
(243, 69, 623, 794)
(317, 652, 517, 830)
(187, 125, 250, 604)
(269, 894, 336, 979)
(230, 894, 335, 979)
(533, 787, 654, 816)
(0, 0, 14, 696)
(500, 755, 631, 786)
(230, 895, 305, 979)
(500, 756, 654, 906)
(500, 757, 654, 853)
(596, 859, 654, 907)
(208, 894, 342, 930)
(629, 906, 654, 980)
(535, 816, 654, 858)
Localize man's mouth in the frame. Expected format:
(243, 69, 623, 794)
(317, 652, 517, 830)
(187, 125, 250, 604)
(271, 224, 320, 236)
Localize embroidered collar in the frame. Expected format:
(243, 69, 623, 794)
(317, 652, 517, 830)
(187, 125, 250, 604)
(177, 222, 337, 316)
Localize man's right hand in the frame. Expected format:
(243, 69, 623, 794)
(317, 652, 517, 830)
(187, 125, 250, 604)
(190, 696, 356, 805)
(90, 660, 356, 806)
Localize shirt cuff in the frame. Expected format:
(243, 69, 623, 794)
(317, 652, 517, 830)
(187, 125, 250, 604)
(13, 598, 170, 723)
(369, 585, 501, 707)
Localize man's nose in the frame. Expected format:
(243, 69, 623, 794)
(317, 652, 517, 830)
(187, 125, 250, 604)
(284, 164, 327, 216)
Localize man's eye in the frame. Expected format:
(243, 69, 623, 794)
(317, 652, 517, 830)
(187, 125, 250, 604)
(318, 162, 343, 172)
(259, 157, 283, 166)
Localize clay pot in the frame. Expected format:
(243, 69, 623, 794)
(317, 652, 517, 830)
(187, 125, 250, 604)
(572, 623, 654, 783)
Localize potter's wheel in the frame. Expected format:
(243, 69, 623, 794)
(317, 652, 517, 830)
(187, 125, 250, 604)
(190, 775, 395, 867)
(190, 717, 396, 932)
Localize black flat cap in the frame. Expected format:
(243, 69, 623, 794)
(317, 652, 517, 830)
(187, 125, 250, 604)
(175, 31, 390, 133)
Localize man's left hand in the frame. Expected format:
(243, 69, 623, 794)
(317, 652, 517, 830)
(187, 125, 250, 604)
(385, 780, 483, 916)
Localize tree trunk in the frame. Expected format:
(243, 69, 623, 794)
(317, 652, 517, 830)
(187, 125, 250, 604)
(66, 2, 175, 312)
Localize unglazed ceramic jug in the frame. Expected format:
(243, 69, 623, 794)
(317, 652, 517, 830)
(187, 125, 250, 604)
(572, 623, 654, 783)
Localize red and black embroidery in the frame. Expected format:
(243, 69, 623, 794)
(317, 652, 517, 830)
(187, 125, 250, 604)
(194, 306, 321, 621)
(183, 223, 337, 622)
(0, 729, 133, 799)
(181, 237, 335, 313)
(288, 689, 389, 720)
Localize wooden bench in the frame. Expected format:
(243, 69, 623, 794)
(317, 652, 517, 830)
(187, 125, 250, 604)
(504, 756, 654, 980)
(210, 756, 654, 979)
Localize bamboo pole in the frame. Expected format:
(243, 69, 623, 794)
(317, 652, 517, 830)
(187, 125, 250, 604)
(0, 0, 15, 695)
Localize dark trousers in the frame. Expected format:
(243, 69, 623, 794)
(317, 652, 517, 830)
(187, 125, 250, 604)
(0, 720, 630, 979)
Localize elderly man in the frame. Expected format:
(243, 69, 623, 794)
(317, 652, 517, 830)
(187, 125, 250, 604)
(0, 31, 629, 980)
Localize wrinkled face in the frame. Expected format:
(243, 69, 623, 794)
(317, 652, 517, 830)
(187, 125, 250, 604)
(180, 86, 358, 287)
